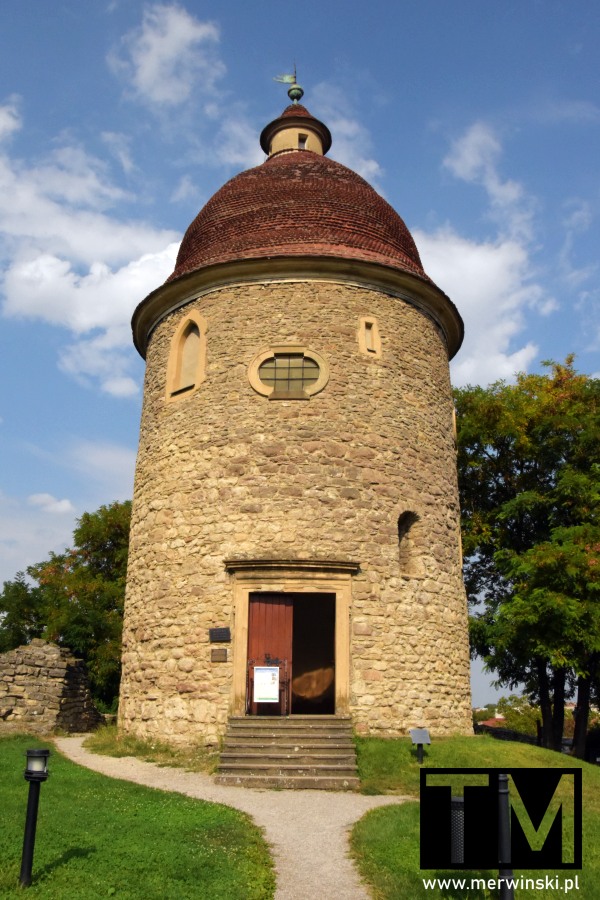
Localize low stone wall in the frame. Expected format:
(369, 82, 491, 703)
(0, 639, 102, 734)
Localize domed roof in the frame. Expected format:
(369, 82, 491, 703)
(169, 151, 426, 284)
(132, 98, 463, 360)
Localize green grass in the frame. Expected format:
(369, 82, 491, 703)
(0, 733, 274, 899)
(83, 724, 219, 773)
(352, 735, 600, 899)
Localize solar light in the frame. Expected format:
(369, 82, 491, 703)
(19, 749, 50, 887)
(409, 727, 431, 764)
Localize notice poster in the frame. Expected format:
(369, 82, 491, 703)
(253, 666, 280, 703)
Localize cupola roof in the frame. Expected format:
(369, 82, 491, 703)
(132, 93, 463, 359)
(169, 150, 425, 283)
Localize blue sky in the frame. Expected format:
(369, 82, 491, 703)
(1, 1, 598, 705)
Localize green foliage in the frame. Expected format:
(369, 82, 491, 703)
(352, 734, 600, 899)
(0, 501, 131, 707)
(455, 358, 600, 749)
(0, 572, 45, 653)
(0, 734, 275, 898)
(473, 704, 497, 725)
(495, 694, 541, 736)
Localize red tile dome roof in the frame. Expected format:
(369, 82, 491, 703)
(168, 151, 427, 284)
(279, 103, 315, 119)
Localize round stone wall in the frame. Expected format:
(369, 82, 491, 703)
(119, 278, 472, 746)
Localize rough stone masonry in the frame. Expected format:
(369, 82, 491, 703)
(0, 639, 101, 734)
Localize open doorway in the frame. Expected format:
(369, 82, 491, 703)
(292, 593, 335, 714)
(246, 592, 335, 715)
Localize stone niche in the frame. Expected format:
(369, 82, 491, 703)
(0, 639, 102, 734)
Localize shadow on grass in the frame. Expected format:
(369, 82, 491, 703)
(35, 846, 96, 881)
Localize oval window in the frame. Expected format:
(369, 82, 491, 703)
(248, 346, 329, 399)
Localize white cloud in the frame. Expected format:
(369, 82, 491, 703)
(215, 117, 264, 169)
(4, 244, 179, 333)
(558, 198, 598, 289)
(28, 493, 75, 514)
(422, 120, 564, 385)
(170, 174, 200, 204)
(443, 122, 534, 242)
(0, 114, 180, 392)
(3, 243, 178, 394)
(0, 435, 136, 583)
(0, 97, 22, 142)
(0, 145, 177, 268)
(108, 3, 226, 107)
(417, 227, 544, 386)
(67, 440, 137, 500)
(311, 82, 383, 185)
(535, 99, 600, 125)
(0, 491, 76, 584)
(101, 131, 135, 174)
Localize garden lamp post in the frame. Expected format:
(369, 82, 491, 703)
(19, 748, 50, 888)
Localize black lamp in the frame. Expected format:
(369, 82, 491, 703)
(24, 748, 50, 782)
(20, 748, 50, 887)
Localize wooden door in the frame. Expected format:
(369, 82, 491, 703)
(247, 593, 293, 715)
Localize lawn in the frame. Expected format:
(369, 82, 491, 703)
(351, 735, 600, 899)
(0, 733, 274, 899)
(83, 724, 219, 773)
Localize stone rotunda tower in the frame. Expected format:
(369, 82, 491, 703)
(119, 89, 473, 747)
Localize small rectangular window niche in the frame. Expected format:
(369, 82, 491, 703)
(358, 317, 382, 358)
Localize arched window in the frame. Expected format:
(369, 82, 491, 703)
(397, 511, 422, 575)
(166, 311, 207, 400)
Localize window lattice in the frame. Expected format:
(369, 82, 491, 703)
(258, 354, 320, 394)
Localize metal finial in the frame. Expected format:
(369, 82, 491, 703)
(273, 68, 304, 104)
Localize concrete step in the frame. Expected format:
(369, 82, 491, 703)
(225, 740, 355, 756)
(218, 762, 358, 776)
(220, 751, 357, 766)
(226, 729, 354, 747)
(215, 773, 360, 790)
(227, 715, 351, 728)
(217, 715, 358, 791)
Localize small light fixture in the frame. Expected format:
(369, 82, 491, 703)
(24, 749, 50, 782)
(20, 748, 50, 887)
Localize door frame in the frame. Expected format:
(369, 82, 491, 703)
(225, 559, 359, 716)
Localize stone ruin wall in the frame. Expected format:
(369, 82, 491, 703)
(0, 639, 102, 734)
(120, 279, 473, 746)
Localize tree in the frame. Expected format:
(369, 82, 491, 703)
(455, 358, 600, 755)
(0, 572, 45, 653)
(495, 695, 541, 737)
(0, 501, 131, 709)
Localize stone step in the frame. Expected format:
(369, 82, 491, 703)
(220, 751, 357, 766)
(227, 715, 351, 728)
(223, 740, 354, 752)
(223, 730, 353, 743)
(217, 715, 359, 791)
(218, 761, 358, 778)
(215, 773, 360, 791)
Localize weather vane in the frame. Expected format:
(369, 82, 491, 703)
(273, 66, 304, 104)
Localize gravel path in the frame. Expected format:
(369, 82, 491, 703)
(54, 736, 410, 900)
